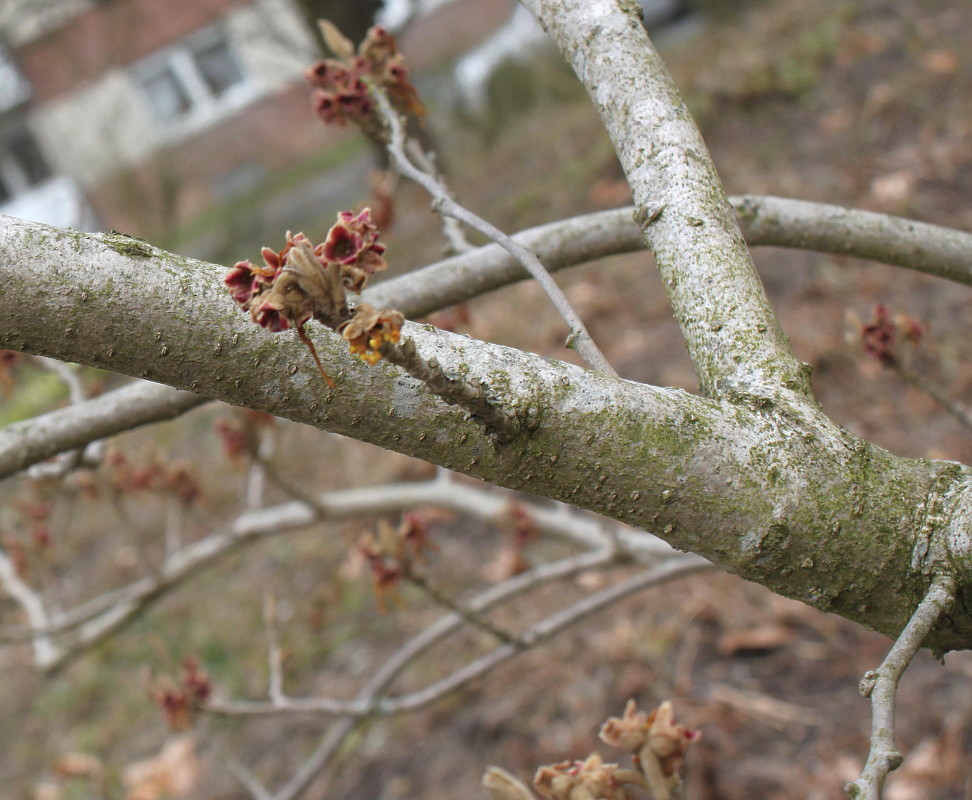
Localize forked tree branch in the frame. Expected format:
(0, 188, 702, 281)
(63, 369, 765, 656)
(846, 574, 957, 800)
(370, 85, 617, 375)
(1, 213, 971, 650)
(4, 198, 971, 481)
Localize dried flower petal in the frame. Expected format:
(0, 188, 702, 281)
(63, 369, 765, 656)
(340, 303, 404, 365)
(533, 754, 629, 800)
(483, 766, 536, 800)
(601, 701, 699, 800)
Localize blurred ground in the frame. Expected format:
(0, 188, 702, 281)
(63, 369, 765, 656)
(2, 0, 972, 798)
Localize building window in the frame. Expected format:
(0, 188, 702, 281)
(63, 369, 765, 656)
(134, 25, 250, 129)
(0, 127, 52, 204)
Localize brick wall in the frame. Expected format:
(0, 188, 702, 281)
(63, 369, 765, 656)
(16, 0, 244, 102)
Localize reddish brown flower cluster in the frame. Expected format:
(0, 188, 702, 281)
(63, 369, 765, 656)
(305, 24, 424, 137)
(225, 210, 387, 333)
(107, 450, 201, 507)
(225, 209, 406, 383)
(357, 512, 437, 608)
(152, 657, 212, 731)
(861, 303, 924, 366)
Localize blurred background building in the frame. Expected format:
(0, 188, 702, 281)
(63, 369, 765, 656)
(0, 0, 688, 255)
(0, 0, 328, 236)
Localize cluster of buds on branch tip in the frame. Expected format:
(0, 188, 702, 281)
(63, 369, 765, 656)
(357, 512, 437, 609)
(856, 303, 925, 367)
(151, 657, 212, 732)
(306, 21, 424, 141)
(225, 209, 404, 385)
(107, 450, 201, 507)
(484, 700, 700, 800)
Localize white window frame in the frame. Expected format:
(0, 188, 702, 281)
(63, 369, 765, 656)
(132, 23, 257, 139)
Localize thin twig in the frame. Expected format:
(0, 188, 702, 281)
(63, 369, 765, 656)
(893, 362, 972, 434)
(242, 555, 709, 800)
(403, 567, 523, 647)
(405, 140, 476, 254)
(208, 554, 708, 720)
(0, 477, 670, 669)
(26, 356, 102, 479)
(0, 547, 60, 667)
(263, 593, 285, 704)
(219, 748, 274, 800)
(846, 573, 957, 800)
(370, 85, 616, 376)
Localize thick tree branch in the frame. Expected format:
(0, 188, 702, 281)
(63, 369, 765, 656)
(521, 0, 810, 399)
(0, 379, 205, 481)
(1, 216, 971, 650)
(4, 199, 970, 479)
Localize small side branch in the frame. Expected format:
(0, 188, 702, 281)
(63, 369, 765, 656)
(0, 547, 60, 667)
(846, 574, 957, 800)
(380, 338, 519, 442)
(892, 362, 972, 434)
(369, 85, 616, 376)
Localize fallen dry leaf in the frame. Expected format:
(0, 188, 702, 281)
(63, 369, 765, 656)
(122, 736, 200, 800)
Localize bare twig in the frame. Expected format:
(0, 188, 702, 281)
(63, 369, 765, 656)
(0, 477, 671, 670)
(206, 555, 711, 717)
(0, 547, 61, 667)
(219, 749, 273, 800)
(0, 380, 205, 482)
(403, 567, 523, 647)
(892, 362, 972, 434)
(225, 554, 710, 800)
(405, 141, 476, 254)
(846, 573, 957, 800)
(25, 357, 104, 478)
(263, 593, 286, 704)
(369, 85, 617, 376)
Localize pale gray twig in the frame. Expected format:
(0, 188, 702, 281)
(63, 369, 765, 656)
(846, 574, 957, 800)
(893, 362, 972, 434)
(224, 553, 709, 800)
(370, 86, 617, 376)
(0, 380, 205, 482)
(0, 547, 60, 667)
(263, 593, 285, 704)
(0, 477, 668, 669)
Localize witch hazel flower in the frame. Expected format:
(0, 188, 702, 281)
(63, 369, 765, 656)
(305, 23, 424, 139)
(225, 209, 402, 386)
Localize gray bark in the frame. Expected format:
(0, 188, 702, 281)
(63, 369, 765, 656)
(0, 216, 970, 650)
(1, 0, 971, 652)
